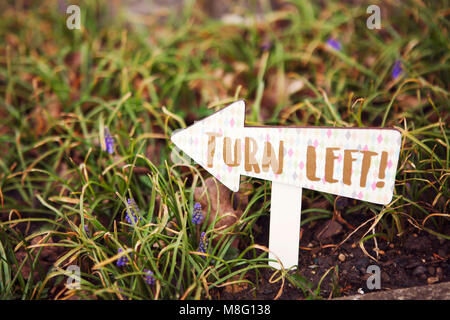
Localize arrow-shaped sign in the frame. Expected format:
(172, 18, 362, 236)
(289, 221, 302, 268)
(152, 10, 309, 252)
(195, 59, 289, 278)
(171, 100, 401, 269)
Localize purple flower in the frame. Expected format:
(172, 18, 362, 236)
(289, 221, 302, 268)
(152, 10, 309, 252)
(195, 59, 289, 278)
(260, 41, 272, 51)
(198, 232, 209, 256)
(143, 269, 156, 285)
(104, 128, 114, 154)
(126, 198, 141, 225)
(326, 38, 341, 51)
(392, 60, 404, 79)
(116, 248, 129, 267)
(191, 202, 204, 225)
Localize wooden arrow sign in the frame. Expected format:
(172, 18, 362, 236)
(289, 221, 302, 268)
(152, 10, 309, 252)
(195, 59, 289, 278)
(171, 100, 402, 269)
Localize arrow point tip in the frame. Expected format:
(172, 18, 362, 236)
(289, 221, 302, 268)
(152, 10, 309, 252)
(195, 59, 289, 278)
(170, 128, 184, 146)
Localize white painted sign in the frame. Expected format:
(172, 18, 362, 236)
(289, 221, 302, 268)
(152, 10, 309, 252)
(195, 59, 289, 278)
(171, 100, 402, 269)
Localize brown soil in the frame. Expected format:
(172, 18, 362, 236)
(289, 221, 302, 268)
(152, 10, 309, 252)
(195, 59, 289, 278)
(218, 202, 449, 300)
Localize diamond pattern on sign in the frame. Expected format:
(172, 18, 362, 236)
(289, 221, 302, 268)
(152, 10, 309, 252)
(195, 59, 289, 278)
(171, 101, 402, 205)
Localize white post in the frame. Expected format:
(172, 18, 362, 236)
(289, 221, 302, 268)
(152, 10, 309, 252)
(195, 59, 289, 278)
(268, 182, 303, 270)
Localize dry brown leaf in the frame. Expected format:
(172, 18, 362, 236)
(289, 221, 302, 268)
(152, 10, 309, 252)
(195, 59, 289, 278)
(15, 235, 65, 280)
(194, 177, 251, 247)
(222, 275, 252, 294)
(315, 220, 344, 241)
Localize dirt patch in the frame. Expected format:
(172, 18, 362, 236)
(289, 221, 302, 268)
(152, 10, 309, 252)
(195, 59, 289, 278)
(216, 203, 449, 300)
(14, 235, 66, 281)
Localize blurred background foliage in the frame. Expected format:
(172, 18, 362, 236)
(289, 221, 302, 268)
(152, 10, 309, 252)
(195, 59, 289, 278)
(0, 0, 448, 299)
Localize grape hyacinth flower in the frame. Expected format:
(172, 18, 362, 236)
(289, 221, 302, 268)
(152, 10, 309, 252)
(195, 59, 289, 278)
(326, 38, 342, 51)
(260, 41, 273, 52)
(83, 224, 90, 236)
(104, 127, 114, 154)
(126, 198, 141, 225)
(392, 60, 404, 79)
(143, 269, 156, 285)
(191, 202, 204, 225)
(116, 248, 129, 267)
(198, 232, 209, 256)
